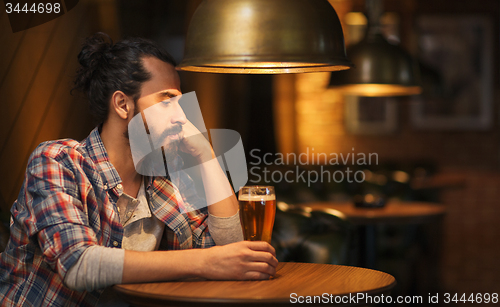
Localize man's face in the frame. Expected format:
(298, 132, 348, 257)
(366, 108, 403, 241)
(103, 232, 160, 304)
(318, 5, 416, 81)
(133, 57, 185, 160)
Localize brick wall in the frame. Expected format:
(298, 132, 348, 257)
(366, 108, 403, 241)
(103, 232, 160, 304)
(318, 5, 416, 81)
(440, 172, 500, 296)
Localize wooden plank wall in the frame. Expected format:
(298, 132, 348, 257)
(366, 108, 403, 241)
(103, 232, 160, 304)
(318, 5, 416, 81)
(0, 1, 96, 213)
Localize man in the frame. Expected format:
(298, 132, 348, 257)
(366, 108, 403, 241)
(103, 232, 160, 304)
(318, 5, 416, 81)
(0, 33, 277, 306)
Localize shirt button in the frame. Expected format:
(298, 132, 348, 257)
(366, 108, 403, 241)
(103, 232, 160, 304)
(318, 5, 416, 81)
(113, 241, 119, 247)
(126, 212, 132, 218)
(117, 184, 123, 190)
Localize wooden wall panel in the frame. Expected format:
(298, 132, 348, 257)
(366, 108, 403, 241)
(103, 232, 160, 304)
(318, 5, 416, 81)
(0, 12, 24, 84)
(7, 11, 94, 203)
(0, 1, 96, 212)
(0, 9, 87, 201)
(0, 20, 58, 151)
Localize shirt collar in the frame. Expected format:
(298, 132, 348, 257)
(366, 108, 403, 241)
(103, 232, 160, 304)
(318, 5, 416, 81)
(143, 155, 184, 190)
(84, 127, 122, 190)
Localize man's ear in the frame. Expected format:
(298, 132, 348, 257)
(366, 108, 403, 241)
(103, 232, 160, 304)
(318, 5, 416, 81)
(110, 91, 134, 120)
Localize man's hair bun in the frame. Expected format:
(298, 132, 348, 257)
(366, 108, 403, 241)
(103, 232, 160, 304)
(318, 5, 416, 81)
(74, 33, 113, 97)
(78, 32, 113, 70)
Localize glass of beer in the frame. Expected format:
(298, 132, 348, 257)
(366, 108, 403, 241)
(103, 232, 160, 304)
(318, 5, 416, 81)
(238, 186, 276, 243)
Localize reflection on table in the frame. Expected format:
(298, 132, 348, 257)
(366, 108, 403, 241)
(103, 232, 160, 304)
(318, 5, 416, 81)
(299, 201, 446, 225)
(114, 262, 396, 307)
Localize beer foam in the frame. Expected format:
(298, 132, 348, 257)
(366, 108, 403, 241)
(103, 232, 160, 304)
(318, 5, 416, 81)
(239, 194, 276, 201)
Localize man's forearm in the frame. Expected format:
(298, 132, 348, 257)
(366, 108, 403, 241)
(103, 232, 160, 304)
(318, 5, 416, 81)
(179, 121, 239, 217)
(122, 249, 203, 283)
(122, 241, 278, 283)
(197, 156, 239, 217)
(64, 248, 201, 290)
(66, 241, 277, 288)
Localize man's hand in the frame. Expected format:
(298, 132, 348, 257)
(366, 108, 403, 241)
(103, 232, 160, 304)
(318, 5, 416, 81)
(178, 121, 213, 162)
(200, 241, 279, 280)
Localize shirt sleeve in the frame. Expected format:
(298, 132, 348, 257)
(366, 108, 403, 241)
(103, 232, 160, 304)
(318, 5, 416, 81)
(64, 245, 124, 292)
(207, 211, 243, 245)
(14, 144, 99, 280)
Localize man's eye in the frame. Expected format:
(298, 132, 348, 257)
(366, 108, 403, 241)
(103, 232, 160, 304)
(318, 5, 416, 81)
(162, 100, 171, 105)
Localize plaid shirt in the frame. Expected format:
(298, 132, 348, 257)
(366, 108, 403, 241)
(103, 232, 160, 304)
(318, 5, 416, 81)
(0, 127, 214, 307)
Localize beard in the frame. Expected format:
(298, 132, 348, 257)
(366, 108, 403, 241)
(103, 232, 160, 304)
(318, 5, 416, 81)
(126, 105, 184, 177)
(125, 112, 183, 164)
(130, 133, 181, 177)
(162, 138, 180, 162)
(156, 123, 182, 162)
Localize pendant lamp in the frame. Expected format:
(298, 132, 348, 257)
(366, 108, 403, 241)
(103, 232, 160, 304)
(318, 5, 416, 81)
(177, 0, 353, 74)
(329, 0, 421, 96)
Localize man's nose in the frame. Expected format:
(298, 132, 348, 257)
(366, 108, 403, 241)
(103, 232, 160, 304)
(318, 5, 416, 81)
(171, 101, 187, 125)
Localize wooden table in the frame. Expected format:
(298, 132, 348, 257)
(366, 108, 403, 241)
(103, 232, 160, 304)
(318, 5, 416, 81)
(114, 262, 396, 306)
(300, 201, 446, 225)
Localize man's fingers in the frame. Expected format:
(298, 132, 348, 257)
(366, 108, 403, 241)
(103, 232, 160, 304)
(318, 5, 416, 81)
(246, 261, 277, 276)
(246, 250, 279, 268)
(244, 241, 276, 256)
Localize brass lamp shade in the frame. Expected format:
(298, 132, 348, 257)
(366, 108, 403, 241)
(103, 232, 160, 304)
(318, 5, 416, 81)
(177, 0, 353, 74)
(329, 33, 422, 96)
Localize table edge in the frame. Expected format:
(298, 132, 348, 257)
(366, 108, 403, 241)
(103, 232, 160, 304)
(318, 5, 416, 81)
(113, 263, 397, 305)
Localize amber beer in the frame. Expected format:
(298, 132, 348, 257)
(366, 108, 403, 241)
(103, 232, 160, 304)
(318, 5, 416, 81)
(238, 186, 276, 243)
